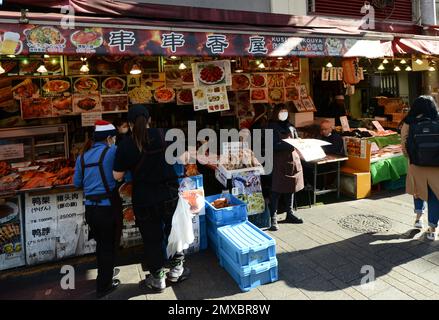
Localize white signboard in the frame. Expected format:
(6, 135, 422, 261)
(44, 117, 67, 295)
(0, 144, 24, 161)
(372, 120, 385, 132)
(283, 138, 330, 162)
(81, 112, 102, 127)
(0, 196, 26, 271)
(340, 116, 350, 132)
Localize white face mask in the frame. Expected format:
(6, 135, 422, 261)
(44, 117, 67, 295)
(278, 111, 289, 122)
(120, 127, 129, 134)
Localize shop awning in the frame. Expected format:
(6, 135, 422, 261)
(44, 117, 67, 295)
(393, 37, 439, 55)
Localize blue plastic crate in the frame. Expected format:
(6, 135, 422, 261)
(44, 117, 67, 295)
(207, 226, 219, 257)
(217, 221, 276, 267)
(179, 175, 203, 191)
(205, 194, 248, 226)
(219, 248, 278, 292)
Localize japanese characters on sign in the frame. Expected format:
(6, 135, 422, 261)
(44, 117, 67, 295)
(0, 23, 385, 57)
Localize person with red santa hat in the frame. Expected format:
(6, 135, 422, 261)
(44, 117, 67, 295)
(74, 120, 122, 298)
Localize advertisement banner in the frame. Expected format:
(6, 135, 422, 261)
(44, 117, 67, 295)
(0, 24, 391, 57)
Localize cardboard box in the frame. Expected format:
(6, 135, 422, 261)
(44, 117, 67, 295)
(289, 111, 314, 128)
(340, 170, 371, 199)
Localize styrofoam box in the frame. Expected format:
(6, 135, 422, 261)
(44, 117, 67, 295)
(205, 194, 248, 226)
(178, 175, 203, 190)
(217, 221, 276, 267)
(219, 248, 278, 292)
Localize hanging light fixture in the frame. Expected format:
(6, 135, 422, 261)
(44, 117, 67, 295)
(7, 55, 15, 58)
(393, 66, 401, 72)
(383, 58, 389, 64)
(378, 64, 385, 70)
(405, 65, 412, 71)
(37, 62, 48, 73)
(415, 58, 424, 65)
(0, 63, 5, 74)
(326, 61, 333, 68)
(258, 62, 266, 69)
(170, 56, 177, 60)
(79, 57, 89, 73)
(130, 64, 142, 75)
(429, 65, 436, 72)
(400, 59, 407, 64)
(178, 62, 187, 70)
(277, 57, 284, 60)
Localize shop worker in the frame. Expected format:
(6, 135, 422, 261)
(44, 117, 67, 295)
(319, 120, 345, 155)
(402, 95, 439, 240)
(73, 120, 122, 298)
(267, 104, 304, 231)
(113, 104, 190, 293)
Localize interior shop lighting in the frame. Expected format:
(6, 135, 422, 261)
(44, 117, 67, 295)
(80, 63, 89, 73)
(277, 57, 284, 60)
(405, 65, 412, 71)
(382, 58, 389, 64)
(6, 55, 15, 58)
(326, 61, 333, 68)
(178, 62, 187, 70)
(429, 65, 436, 72)
(393, 65, 401, 72)
(170, 56, 177, 60)
(378, 64, 385, 70)
(130, 64, 142, 75)
(0, 63, 5, 74)
(400, 59, 407, 64)
(44, 54, 50, 59)
(415, 58, 424, 65)
(22, 58, 28, 65)
(258, 62, 266, 69)
(37, 59, 48, 73)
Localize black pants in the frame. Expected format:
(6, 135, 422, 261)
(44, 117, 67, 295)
(134, 200, 184, 276)
(85, 205, 117, 292)
(270, 192, 295, 218)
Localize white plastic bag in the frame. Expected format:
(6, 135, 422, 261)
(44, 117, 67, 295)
(166, 196, 195, 259)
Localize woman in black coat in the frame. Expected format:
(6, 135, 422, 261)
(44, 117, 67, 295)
(267, 104, 304, 231)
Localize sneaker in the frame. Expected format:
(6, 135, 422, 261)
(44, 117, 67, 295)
(143, 273, 166, 293)
(167, 266, 191, 283)
(414, 220, 423, 229)
(113, 268, 120, 278)
(285, 214, 304, 224)
(96, 279, 120, 299)
(426, 228, 437, 241)
(269, 215, 279, 231)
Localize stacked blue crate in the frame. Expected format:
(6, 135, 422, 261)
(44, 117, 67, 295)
(217, 221, 278, 292)
(205, 194, 248, 257)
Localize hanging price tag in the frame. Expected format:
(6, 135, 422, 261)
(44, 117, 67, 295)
(81, 112, 102, 127)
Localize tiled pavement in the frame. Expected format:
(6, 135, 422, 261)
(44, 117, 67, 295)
(1, 191, 439, 300)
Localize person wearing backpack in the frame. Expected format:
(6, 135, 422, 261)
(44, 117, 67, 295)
(73, 120, 123, 298)
(401, 95, 439, 240)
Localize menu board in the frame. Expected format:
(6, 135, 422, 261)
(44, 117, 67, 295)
(232, 171, 265, 216)
(40, 77, 71, 98)
(101, 95, 128, 113)
(192, 88, 207, 111)
(101, 76, 127, 95)
(192, 60, 232, 88)
(73, 93, 101, 113)
(176, 89, 194, 106)
(165, 66, 194, 88)
(25, 191, 93, 265)
(0, 196, 26, 271)
(25, 193, 58, 265)
(72, 76, 99, 94)
(206, 86, 230, 113)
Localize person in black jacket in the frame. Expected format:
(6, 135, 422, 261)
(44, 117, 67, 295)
(319, 120, 345, 155)
(113, 105, 190, 292)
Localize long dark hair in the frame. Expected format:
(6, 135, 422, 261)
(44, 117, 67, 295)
(131, 116, 149, 152)
(404, 95, 439, 124)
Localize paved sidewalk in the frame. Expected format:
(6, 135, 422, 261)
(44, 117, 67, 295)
(2, 191, 439, 300)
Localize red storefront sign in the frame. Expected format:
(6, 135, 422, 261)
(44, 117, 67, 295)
(0, 23, 392, 58)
